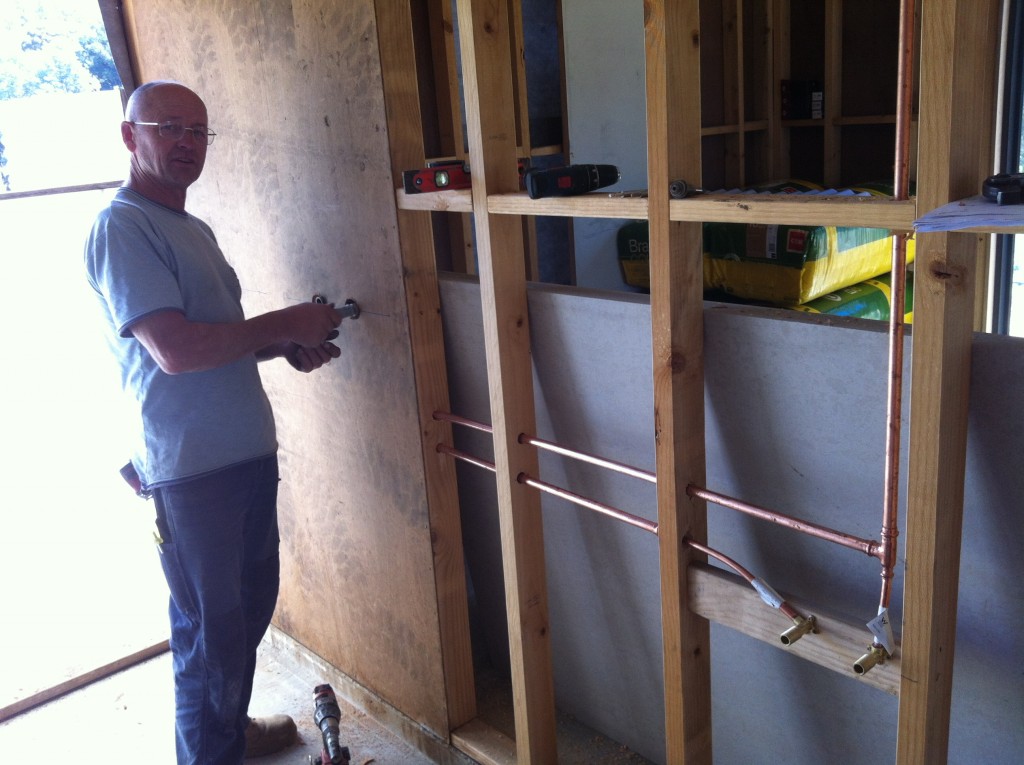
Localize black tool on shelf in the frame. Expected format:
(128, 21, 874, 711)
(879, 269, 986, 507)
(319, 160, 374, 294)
(982, 172, 1024, 205)
(523, 163, 620, 199)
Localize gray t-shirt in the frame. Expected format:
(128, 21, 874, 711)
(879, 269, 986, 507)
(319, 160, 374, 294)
(85, 187, 277, 489)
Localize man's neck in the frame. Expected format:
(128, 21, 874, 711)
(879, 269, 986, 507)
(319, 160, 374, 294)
(124, 174, 188, 212)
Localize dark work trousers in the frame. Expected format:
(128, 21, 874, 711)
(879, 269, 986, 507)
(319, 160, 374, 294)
(152, 455, 281, 765)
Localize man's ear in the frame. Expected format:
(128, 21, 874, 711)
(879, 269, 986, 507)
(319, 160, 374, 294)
(121, 121, 137, 151)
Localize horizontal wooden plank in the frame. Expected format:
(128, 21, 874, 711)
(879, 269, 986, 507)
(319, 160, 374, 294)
(417, 143, 563, 167)
(959, 224, 1024, 234)
(689, 563, 901, 696)
(489, 191, 650, 220)
(701, 120, 770, 136)
(0, 180, 122, 201)
(834, 114, 899, 126)
(398, 188, 919, 229)
(451, 719, 517, 765)
(489, 191, 916, 228)
(673, 194, 917, 228)
(397, 188, 474, 212)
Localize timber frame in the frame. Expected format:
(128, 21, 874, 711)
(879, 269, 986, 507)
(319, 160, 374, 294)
(375, 1, 1010, 763)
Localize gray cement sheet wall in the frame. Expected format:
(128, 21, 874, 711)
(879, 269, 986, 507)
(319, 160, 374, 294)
(440, 274, 1024, 764)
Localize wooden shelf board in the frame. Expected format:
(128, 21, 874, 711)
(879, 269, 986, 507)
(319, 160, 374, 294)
(701, 120, 770, 136)
(959, 225, 1024, 234)
(398, 188, 918, 229)
(675, 194, 917, 228)
(488, 191, 649, 220)
(396, 188, 474, 213)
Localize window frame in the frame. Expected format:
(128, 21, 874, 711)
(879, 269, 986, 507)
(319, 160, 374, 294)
(992, 0, 1023, 335)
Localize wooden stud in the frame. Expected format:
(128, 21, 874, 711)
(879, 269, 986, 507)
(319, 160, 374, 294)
(722, 0, 742, 185)
(645, 1, 713, 762)
(744, 0, 774, 182)
(426, 0, 475, 275)
(823, 0, 842, 185)
(770, 0, 791, 178)
(507, 0, 540, 281)
(734, 0, 746, 187)
(455, 0, 558, 761)
(897, 0, 1001, 762)
(427, 0, 460, 157)
(507, 0, 530, 153)
(553, 0, 578, 284)
(373, 0, 476, 733)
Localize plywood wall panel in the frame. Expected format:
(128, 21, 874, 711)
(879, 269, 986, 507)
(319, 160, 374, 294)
(122, 0, 450, 735)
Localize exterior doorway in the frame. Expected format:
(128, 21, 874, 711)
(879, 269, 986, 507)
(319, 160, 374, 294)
(0, 188, 170, 715)
(1, 1, 168, 714)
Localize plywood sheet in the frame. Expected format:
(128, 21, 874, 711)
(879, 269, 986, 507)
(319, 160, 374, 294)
(122, 0, 449, 735)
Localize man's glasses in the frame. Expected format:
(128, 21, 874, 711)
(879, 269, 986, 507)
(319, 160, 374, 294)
(130, 121, 217, 146)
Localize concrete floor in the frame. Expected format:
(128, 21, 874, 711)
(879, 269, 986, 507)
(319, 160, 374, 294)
(0, 638, 435, 765)
(0, 632, 653, 764)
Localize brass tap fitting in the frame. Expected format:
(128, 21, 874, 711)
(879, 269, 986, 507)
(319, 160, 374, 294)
(854, 643, 889, 675)
(780, 614, 817, 646)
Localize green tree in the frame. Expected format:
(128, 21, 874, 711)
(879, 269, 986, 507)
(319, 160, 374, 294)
(77, 31, 120, 91)
(0, 2, 119, 100)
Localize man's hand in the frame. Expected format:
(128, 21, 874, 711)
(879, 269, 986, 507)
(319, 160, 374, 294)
(285, 340, 341, 373)
(279, 302, 344, 348)
(278, 302, 343, 372)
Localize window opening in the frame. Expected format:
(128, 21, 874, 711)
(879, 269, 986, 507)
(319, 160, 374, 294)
(993, 0, 1024, 336)
(0, 0, 125, 196)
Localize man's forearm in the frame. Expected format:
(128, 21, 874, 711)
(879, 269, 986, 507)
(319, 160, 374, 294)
(133, 310, 291, 373)
(132, 304, 339, 374)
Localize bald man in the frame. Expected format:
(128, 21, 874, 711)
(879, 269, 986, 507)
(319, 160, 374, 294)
(86, 81, 342, 763)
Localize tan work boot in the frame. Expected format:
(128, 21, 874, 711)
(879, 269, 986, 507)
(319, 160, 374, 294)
(244, 714, 297, 759)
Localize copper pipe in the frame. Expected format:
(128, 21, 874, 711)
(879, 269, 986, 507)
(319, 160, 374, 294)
(436, 440, 658, 534)
(686, 538, 756, 581)
(877, 0, 916, 615)
(879, 234, 908, 613)
(436, 410, 659, 483)
(685, 539, 803, 624)
(688, 484, 882, 559)
(517, 473, 660, 535)
(519, 434, 658, 484)
(437, 410, 886, 558)
(893, 0, 916, 203)
(434, 410, 494, 434)
(437, 443, 496, 473)
(778, 600, 802, 626)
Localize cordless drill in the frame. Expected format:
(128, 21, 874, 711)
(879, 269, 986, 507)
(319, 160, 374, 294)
(313, 684, 351, 765)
